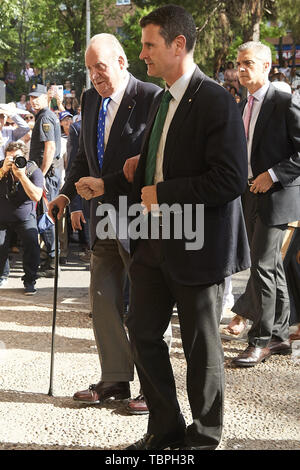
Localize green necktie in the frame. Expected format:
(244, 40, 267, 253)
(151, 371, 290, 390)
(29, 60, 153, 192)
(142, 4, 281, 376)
(144, 90, 172, 186)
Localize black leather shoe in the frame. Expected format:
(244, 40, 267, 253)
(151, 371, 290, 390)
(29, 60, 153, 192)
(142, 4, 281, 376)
(73, 381, 130, 404)
(125, 432, 185, 450)
(232, 345, 271, 367)
(268, 339, 292, 355)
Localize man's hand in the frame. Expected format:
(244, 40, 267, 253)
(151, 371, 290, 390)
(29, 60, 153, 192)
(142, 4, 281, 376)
(75, 177, 104, 200)
(296, 250, 300, 265)
(141, 185, 158, 214)
(71, 211, 86, 232)
(123, 155, 140, 182)
(48, 195, 68, 221)
(250, 171, 274, 194)
(11, 164, 26, 181)
(2, 156, 13, 173)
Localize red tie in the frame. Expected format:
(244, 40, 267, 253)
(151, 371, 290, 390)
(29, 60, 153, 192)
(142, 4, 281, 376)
(243, 95, 254, 140)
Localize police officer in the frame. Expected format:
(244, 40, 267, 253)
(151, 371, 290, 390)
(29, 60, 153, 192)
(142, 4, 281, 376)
(28, 84, 61, 277)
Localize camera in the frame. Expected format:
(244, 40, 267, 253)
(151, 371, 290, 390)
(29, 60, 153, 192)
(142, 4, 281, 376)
(14, 155, 27, 169)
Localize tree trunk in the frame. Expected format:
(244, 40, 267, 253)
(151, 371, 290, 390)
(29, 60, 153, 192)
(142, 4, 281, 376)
(242, 0, 263, 42)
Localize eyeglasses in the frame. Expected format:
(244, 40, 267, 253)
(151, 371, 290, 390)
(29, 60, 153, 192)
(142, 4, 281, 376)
(24, 116, 34, 121)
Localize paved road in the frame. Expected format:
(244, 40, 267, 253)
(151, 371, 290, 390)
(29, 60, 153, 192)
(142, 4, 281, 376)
(0, 244, 299, 451)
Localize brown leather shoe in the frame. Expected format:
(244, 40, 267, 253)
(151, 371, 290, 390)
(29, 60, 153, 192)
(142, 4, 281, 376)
(268, 339, 292, 355)
(126, 394, 149, 415)
(232, 346, 271, 367)
(73, 381, 130, 404)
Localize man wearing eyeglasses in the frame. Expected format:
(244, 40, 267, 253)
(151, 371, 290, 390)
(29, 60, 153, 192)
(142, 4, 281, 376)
(225, 42, 300, 367)
(0, 141, 43, 294)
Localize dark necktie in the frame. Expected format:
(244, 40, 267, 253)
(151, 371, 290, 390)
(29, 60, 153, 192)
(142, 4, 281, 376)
(144, 90, 172, 186)
(97, 97, 111, 169)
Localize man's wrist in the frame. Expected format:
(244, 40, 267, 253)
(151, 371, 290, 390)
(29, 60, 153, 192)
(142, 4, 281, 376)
(0, 168, 7, 179)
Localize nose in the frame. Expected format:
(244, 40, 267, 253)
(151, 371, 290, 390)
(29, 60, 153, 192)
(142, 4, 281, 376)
(139, 45, 147, 61)
(89, 66, 99, 81)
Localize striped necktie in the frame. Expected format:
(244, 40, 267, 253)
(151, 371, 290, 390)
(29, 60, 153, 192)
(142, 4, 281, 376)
(144, 90, 172, 186)
(97, 97, 111, 169)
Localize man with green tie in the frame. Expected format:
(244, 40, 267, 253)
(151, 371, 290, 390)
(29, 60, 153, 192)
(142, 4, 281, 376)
(75, 5, 250, 450)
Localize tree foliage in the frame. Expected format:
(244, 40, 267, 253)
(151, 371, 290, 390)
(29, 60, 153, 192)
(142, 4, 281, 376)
(0, 1, 115, 84)
(130, 0, 295, 77)
(0, 0, 299, 95)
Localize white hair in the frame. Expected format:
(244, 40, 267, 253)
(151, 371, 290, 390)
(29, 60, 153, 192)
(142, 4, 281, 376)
(87, 33, 129, 69)
(238, 41, 272, 73)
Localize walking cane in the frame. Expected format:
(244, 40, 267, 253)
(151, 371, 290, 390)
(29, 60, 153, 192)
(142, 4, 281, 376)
(48, 205, 59, 397)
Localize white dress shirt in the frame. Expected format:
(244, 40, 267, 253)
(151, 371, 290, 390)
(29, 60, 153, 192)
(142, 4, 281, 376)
(104, 72, 130, 150)
(244, 80, 278, 182)
(154, 63, 197, 184)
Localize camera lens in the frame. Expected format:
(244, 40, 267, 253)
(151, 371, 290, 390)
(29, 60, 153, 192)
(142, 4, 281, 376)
(14, 156, 27, 168)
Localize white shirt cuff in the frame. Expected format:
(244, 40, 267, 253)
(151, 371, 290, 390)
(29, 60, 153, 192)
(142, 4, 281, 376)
(268, 168, 279, 183)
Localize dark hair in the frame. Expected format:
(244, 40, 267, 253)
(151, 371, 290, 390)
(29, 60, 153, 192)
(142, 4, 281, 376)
(140, 4, 196, 53)
(5, 141, 29, 160)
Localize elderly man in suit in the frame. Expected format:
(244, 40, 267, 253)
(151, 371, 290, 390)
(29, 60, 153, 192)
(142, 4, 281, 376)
(49, 33, 160, 409)
(75, 5, 250, 450)
(222, 42, 300, 367)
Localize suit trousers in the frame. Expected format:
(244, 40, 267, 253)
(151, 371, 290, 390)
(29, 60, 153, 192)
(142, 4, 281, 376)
(233, 187, 290, 347)
(90, 238, 134, 382)
(127, 238, 225, 448)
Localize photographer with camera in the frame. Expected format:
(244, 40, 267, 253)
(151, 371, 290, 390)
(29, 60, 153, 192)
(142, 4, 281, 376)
(0, 141, 43, 294)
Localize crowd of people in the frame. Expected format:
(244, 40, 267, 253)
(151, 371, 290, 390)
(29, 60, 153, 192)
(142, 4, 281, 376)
(0, 81, 87, 293)
(0, 3, 299, 451)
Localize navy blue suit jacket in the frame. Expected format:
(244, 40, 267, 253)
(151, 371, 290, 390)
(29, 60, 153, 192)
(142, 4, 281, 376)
(61, 74, 161, 246)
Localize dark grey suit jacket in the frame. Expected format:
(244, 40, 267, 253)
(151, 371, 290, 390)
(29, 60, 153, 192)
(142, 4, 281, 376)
(61, 74, 161, 246)
(242, 83, 300, 226)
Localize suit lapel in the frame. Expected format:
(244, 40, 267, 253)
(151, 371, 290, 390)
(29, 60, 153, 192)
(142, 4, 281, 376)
(142, 91, 164, 148)
(136, 91, 164, 188)
(251, 84, 276, 157)
(102, 74, 137, 173)
(86, 89, 101, 176)
(163, 67, 205, 176)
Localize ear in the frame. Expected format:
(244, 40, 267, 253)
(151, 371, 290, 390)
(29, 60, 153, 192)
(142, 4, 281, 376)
(118, 56, 126, 69)
(264, 61, 271, 73)
(174, 35, 186, 55)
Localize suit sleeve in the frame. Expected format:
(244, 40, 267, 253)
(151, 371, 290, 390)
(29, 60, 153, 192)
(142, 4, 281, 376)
(60, 94, 90, 201)
(271, 94, 300, 186)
